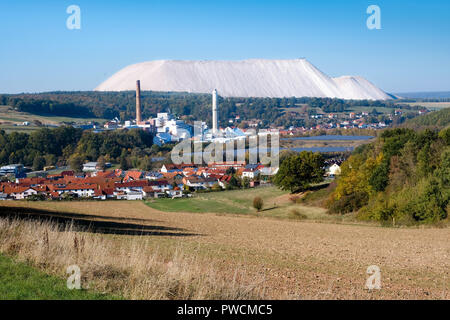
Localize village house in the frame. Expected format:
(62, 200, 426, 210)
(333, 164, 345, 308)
(93, 188, 115, 200)
(148, 180, 171, 192)
(166, 188, 184, 198)
(4, 186, 38, 200)
(142, 186, 158, 198)
(242, 168, 260, 179)
(217, 175, 232, 189)
(82, 162, 98, 172)
(182, 176, 217, 190)
(327, 163, 342, 176)
(161, 164, 197, 173)
(145, 171, 163, 180)
(115, 190, 143, 200)
(115, 180, 149, 193)
(124, 170, 144, 181)
(55, 184, 96, 198)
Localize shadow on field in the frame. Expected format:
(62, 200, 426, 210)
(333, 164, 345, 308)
(0, 206, 199, 237)
(260, 206, 278, 212)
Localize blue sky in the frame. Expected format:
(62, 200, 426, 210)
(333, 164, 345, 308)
(0, 0, 449, 94)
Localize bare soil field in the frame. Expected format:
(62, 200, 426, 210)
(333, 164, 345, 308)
(0, 200, 448, 299)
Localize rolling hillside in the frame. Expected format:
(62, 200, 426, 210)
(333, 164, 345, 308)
(404, 107, 450, 128)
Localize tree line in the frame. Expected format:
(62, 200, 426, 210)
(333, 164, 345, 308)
(0, 92, 425, 130)
(403, 107, 450, 129)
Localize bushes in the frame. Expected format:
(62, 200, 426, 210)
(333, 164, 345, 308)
(358, 178, 449, 225)
(253, 197, 264, 212)
(289, 195, 302, 204)
(328, 128, 450, 224)
(26, 194, 47, 201)
(368, 160, 390, 192)
(289, 208, 307, 220)
(328, 192, 369, 214)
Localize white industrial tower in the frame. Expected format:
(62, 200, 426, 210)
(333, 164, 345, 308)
(212, 89, 218, 134)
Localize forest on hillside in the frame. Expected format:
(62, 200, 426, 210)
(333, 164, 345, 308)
(328, 127, 450, 225)
(403, 107, 450, 129)
(0, 127, 167, 172)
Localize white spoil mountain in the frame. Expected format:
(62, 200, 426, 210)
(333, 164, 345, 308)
(95, 59, 391, 100)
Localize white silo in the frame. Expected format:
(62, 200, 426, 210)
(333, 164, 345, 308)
(212, 89, 218, 134)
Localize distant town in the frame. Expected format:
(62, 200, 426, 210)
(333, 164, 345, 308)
(0, 158, 346, 201)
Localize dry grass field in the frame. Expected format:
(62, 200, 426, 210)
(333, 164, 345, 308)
(400, 102, 450, 110)
(0, 200, 448, 300)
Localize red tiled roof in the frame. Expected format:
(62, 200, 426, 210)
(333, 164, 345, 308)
(142, 186, 155, 192)
(162, 172, 183, 179)
(3, 186, 37, 194)
(94, 188, 115, 196)
(148, 180, 169, 186)
(115, 180, 149, 188)
(96, 170, 117, 178)
(50, 192, 60, 198)
(163, 164, 197, 170)
(17, 177, 47, 186)
(56, 184, 96, 191)
(220, 175, 232, 182)
(124, 170, 144, 181)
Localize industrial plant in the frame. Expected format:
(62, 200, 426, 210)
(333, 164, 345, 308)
(118, 81, 248, 145)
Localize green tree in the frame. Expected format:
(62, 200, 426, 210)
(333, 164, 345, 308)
(226, 167, 236, 175)
(273, 152, 325, 193)
(242, 177, 250, 189)
(368, 160, 389, 192)
(32, 155, 46, 171)
(68, 154, 84, 172)
(44, 154, 57, 167)
(229, 175, 240, 189)
(438, 127, 450, 145)
(119, 149, 129, 170)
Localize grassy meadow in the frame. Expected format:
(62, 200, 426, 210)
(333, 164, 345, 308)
(0, 254, 115, 300)
(144, 186, 345, 222)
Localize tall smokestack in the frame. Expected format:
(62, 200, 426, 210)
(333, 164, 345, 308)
(136, 80, 142, 123)
(212, 89, 218, 134)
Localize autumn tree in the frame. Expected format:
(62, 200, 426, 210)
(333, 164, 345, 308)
(97, 155, 106, 171)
